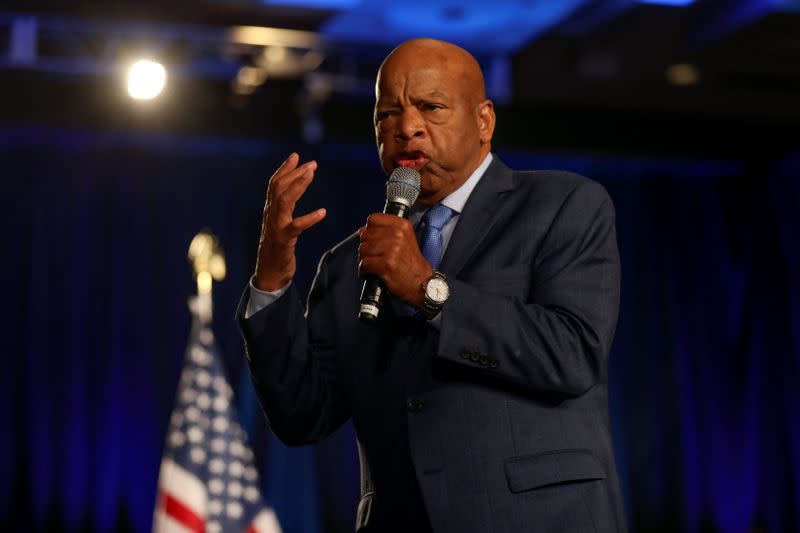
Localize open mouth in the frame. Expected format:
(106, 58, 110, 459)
(394, 151, 430, 171)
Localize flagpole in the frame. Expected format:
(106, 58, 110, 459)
(154, 229, 282, 533)
(187, 230, 226, 324)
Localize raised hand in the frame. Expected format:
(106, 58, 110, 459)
(255, 153, 327, 291)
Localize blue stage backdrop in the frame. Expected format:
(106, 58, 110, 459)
(1, 126, 798, 533)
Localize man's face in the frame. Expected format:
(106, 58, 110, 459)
(374, 54, 491, 205)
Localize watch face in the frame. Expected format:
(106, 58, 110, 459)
(426, 277, 449, 303)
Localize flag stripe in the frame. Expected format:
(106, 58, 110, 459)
(153, 509, 195, 533)
(157, 458, 206, 515)
(160, 491, 205, 533)
(252, 509, 283, 533)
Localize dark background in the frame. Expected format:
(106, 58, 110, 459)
(1, 1, 799, 532)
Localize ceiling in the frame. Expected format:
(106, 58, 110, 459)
(1, 0, 799, 157)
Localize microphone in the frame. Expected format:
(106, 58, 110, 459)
(358, 166, 421, 322)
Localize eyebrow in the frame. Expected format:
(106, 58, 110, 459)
(376, 90, 450, 106)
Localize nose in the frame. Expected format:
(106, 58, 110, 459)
(395, 107, 425, 141)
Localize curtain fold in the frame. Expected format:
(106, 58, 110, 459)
(2, 126, 797, 532)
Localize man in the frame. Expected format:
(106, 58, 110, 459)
(237, 38, 627, 532)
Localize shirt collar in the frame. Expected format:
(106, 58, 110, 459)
(411, 152, 493, 219)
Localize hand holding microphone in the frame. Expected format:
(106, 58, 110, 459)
(358, 168, 433, 322)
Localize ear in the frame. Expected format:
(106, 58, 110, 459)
(477, 99, 496, 145)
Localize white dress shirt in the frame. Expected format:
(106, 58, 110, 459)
(245, 153, 494, 324)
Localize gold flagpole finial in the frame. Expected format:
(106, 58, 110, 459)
(188, 230, 226, 322)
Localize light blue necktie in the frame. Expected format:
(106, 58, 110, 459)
(419, 204, 457, 269)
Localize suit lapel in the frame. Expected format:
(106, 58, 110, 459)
(438, 156, 515, 277)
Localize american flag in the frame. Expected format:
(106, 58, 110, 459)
(153, 318, 281, 533)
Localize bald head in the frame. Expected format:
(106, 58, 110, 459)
(373, 38, 496, 205)
(378, 38, 487, 105)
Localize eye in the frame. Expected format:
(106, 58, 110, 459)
(422, 103, 443, 112)
(375, 110, 394, 122)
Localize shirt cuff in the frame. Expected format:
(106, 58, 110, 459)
(428, 312, 442, 330)
(245, 276, 290, 319)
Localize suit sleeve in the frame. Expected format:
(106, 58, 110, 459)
(436, 180, 620, 397)
(236, 251, 351, 445)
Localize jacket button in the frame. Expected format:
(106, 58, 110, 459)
(479, 356, 489, 366)
(469, 352, 480, 363)
(459, 349, 470, 359)
(407, 399, 424, 413)
(489, 360, 499, 368)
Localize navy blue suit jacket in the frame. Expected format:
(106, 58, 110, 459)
(237, 157, 627, 532)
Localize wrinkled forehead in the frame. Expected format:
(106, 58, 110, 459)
(375, 55, 467, 101)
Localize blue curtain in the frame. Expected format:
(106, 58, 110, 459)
(1, 126, 798, 532)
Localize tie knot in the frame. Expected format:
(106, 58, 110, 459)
(421, 204, 456, 231)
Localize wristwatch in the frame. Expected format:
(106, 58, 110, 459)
(421, 270, 449, 320)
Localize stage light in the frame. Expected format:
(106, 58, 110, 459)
(127, 60, 166, 100)
(666, 63, 699, 86)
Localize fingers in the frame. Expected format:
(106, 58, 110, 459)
(357, 239, 383, 260)
(360, 219, 412, 247)
(359, 215, 413, 243)
(364, 213, 412, 228)
(358, 225, 410, 266)
(267, 151, 313, 192)
(273, 152, 299, 179)
(289, 208, 327, 236)
(280, 165, 317, 208)
(262, 154, 326, 239)
(255, 154, 324, 289)
(266, 152, 300, 198)
(358, 257, 382, 279)
(266, 154, 317, 217)
(271, 161, 317, 201)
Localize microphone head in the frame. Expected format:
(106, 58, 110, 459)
(386, 167, 421, 207)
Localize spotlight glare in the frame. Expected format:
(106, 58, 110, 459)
(665, 63, 699, 86)
(128, 60, 166, 100)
